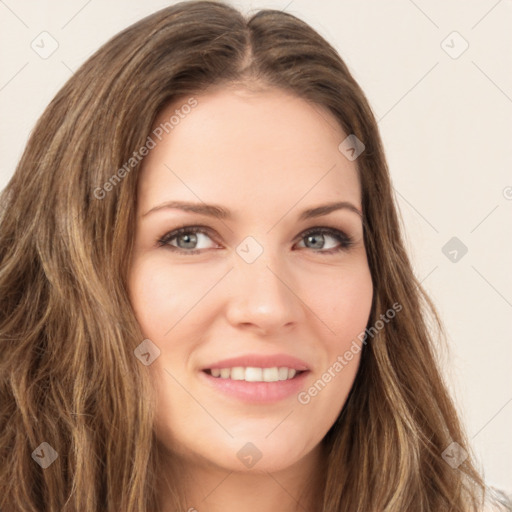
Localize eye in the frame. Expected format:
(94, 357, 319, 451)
(157, 225, 218, 254)
(295, 227, 354, 253)
(157, 225, 354, 255)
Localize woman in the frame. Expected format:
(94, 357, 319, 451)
(0, 1, 507, 510)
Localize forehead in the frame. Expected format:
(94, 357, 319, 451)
(138, 87, 361, 215)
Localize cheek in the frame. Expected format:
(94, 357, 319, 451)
(128, 255, 214, 337)
(304, 261, 373, 347)
(294, 269, 372, 432)
(300, 261, 372, 403)
(129, 252, 374, 354)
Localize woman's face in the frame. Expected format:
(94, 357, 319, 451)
(128, 86, 373, 474)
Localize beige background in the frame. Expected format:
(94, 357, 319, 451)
(1, 0, 511, 493)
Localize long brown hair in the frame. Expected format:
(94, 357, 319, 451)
(0, 1, 487, 510)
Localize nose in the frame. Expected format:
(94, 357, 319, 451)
(224, 247, 304, 336)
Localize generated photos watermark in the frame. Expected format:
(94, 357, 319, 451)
(297, 302, 403, 405)
(93, 97, 198, 200)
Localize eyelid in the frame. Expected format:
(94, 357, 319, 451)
(298, 226, 353, 244)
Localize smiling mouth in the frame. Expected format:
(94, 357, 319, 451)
(203, 367, 306, 382)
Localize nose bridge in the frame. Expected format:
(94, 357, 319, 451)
(225, 235, 301, 330)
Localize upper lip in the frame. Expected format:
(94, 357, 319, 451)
(202, 354, 310, 371)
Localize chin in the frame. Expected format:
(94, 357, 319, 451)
(162, 430, 316, 475)
(214, 446, 308, 475)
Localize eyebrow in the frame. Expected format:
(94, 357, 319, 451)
(142, 200, 362, 220)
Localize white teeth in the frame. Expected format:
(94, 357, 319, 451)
(262, 367, 279, 382)
(278, 367, 289, 381)
(231, 367, 245, 380)
(208, 366, 301, 382)
(245, 367, 263, 382)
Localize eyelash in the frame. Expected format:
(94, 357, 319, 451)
(156, 225, 355, 256)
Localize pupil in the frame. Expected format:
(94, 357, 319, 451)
(179, 233, 197, 249)
(307, 234, 324, 249)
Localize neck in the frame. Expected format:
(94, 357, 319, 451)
(157, 441, 327, 512)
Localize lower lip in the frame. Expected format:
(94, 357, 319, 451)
(199, 370, 310, 404)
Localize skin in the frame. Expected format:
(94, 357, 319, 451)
(128, 85, 374, 512)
